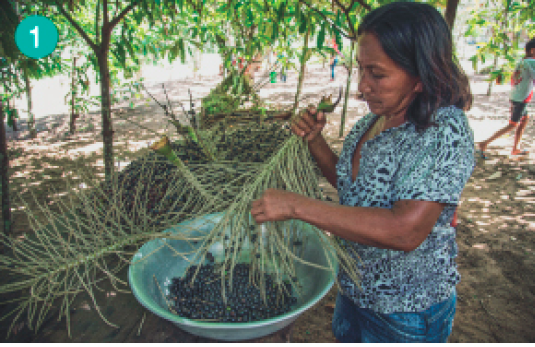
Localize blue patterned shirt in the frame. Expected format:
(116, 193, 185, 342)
(335, 105, 475, 314)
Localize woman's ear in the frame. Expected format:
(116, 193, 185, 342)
(414, 80, 423, 93)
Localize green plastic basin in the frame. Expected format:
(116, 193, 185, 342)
(128, 212, 337, 341)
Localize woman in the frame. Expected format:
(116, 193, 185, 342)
(251, 2, 475, 343)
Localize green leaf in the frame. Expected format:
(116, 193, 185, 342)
(335, 10, 341, 27)
(124, 40, 138, 65)
(7, 109, 17, 127)
(469, 55, 478, 72)
(298, 18, 307, 34)
(489, 70, 502, 79)
(116, 44, 126, 68)
(179, 39, 186, 64)
(317, 22, 326, 50)
(278, 1, 286, 22)
(309, 20, 316, 37)
(272, 22, 279, 41)
(247, 8, 253, 26)
(464, 25, 473, 37)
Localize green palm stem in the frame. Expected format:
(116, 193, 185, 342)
(169, 120, 216, 162)
(185, 125, 360, 299)
(149, 136, 219, 206)
(0, 159, 210, 337)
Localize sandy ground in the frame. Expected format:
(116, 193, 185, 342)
(2, 60, 535, 342)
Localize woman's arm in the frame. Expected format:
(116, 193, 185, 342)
(293, 197, 445, 252)
(307, 135, 339, 188)
(251, 189, 445, 252)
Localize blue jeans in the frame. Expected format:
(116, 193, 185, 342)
(332, 289, 456, 342)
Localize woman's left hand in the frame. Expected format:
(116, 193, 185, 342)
(250, 189, 305, 223)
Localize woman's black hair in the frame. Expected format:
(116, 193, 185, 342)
(357, 2, 473, 130)
(526, 37, 535, 56)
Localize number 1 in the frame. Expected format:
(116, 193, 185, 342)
(30, 26, 39, 48)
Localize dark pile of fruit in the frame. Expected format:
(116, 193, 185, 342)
(74, 122, 322, 231)
(168, 262, 298, 322)
(74, 123, 291, 225)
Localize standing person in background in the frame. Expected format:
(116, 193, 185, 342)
(329, 37, 343, 81)
(477, 38, 535, 159)
(278, 53, 287, 82)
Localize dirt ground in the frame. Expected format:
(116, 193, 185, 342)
(2, 63, 535, 342)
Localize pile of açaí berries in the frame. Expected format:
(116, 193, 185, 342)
(168, 261, 298, 323)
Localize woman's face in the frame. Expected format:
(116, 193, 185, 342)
(357, 32, 422, 120)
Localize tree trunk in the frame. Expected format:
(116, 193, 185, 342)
(487, 54, 499, 96)
(9, 99, 18, 132)
(193, 47, 201, 79)
(513, 16, 519, 50)
(0, 99, 12, 244)
(487, 2, 510, 96)
(292, 25, 311, 116)
(98, 49, 115, 180)
(70, 57, 79, 134)
(340, 40, 355, 138)
(445, 0, 460, 31)
(23, 68, 36, 139)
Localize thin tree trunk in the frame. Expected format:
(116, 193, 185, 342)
(340, 40, 355, 138)
(70, 56, 79, 134)
(445, 0, 460, 31)
(9, 99, 17, 131)
(23, 68, 36, 138)
(0, 99, 12, 244)
(98, 48, 115, 180)
(487, 1, 510, 96)
(193, 47, 201, 79)
(99, 0, 115, 181)
(55, 0, 135, 181)
(292, 25, 311, 116)
(513, 16, 519, 50)
(487, 54, 499, 96)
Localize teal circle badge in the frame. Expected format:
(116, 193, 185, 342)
(15, 15, 59, 59)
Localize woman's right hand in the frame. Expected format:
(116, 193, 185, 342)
(291, 105, 326, 143)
